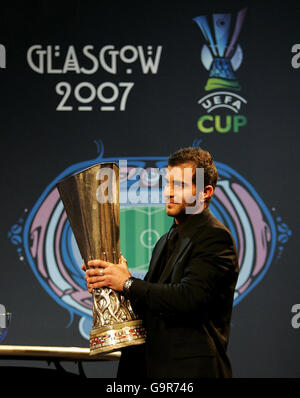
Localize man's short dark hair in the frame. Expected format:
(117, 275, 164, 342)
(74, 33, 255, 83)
(168, 147, 218, 202)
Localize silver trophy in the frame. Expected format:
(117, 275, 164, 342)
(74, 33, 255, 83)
(56, 162, 146, 355)
(194, 8, 247, 91)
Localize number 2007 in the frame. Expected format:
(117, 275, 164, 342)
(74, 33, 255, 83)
(55, 81, 134, 111)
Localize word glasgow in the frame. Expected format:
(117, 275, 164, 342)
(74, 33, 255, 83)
(27, 45, 162, 74)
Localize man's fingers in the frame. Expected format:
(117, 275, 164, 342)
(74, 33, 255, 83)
(83, 259, 125, 292)
(87, 279, 107, 290)
(85, 268, 106, 278)
(83, 261, 111, 292)
(88, 259, 110, 268)
(86, 275, 105, 284)
(86, 275, 106, 290)
(120, 255, 127, 264)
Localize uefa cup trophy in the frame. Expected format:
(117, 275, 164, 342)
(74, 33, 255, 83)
(56, 162, 146, 355)
(193, 8, 247, 91)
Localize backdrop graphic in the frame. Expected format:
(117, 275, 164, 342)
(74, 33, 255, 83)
(0, 0, 298, 377)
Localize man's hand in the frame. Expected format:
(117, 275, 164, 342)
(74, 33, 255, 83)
(81, 256, 131, 293)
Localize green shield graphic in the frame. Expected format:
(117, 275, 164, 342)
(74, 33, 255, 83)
(120, 205, 172, 276)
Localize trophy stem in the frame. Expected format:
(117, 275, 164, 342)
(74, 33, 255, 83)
(90, 285, 146, 354)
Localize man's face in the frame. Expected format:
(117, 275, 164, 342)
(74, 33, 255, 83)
(164, 163, 203, 219)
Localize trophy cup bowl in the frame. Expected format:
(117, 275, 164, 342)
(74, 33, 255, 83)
(56, 162, 146, 355)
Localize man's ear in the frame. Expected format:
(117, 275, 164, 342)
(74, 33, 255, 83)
(204, 185, 214, 202)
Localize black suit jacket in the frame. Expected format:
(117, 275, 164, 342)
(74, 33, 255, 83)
(117, 208, 239, 378)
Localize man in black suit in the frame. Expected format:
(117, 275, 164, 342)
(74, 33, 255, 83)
(83, 147, 239, 378)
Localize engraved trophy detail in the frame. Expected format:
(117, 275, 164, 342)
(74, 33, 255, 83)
(56, 162, 146, 355)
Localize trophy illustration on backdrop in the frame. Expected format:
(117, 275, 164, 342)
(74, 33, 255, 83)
(193, 8, 247, 91)
(56, 162, 146, 354)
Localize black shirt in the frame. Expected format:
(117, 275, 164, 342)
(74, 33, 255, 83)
(149, 209, 211, 283)
(150, 223, 179, 283)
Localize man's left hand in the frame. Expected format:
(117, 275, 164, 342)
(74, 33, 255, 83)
(82, 256, 131, 293)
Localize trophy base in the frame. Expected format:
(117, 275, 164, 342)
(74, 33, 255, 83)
(205, 77, 241, 91)
(89, 319, 146, 355)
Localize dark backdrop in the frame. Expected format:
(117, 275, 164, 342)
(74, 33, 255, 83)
(0, 0, 298, 378)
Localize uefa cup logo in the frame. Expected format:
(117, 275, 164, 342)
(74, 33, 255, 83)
(193, 8, 247, 91)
